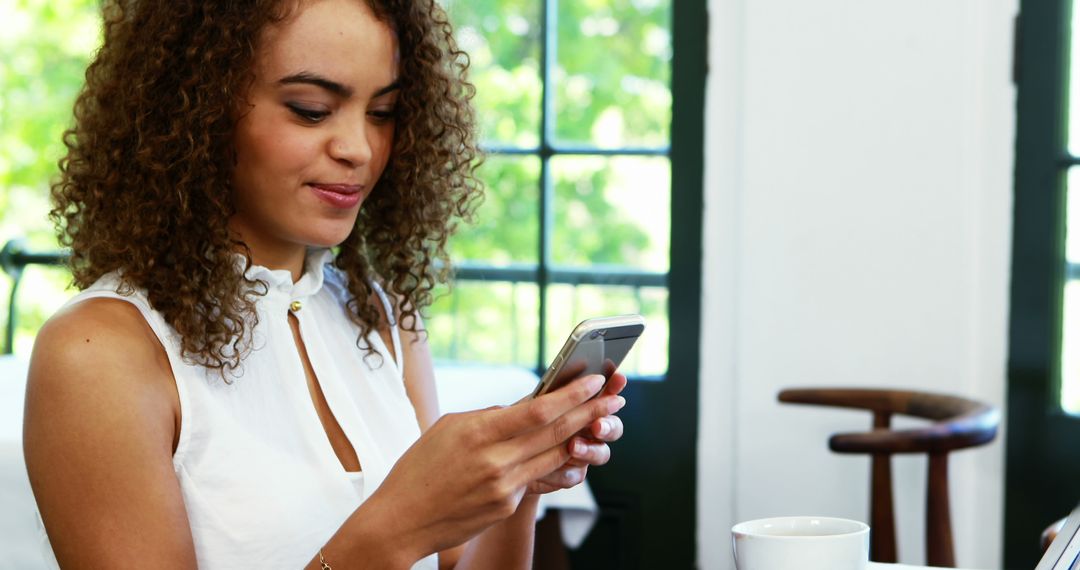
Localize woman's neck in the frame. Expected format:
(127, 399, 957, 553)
(247, 247, 307, 283)
(229, 225, 309, 282)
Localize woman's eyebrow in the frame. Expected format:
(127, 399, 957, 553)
(277, 71, 353, 97)
(372, 80, 401, 98)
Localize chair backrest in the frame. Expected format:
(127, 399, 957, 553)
(778, 388, 1000, 568)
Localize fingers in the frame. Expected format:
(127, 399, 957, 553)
(602, 372, 628, 397)
(514, 438, 575, 485)
(504, 392, 625, 465)
(485, 374, 606, 438)
(531, 464, 590, 494)
(568, 437, 611, 466)
(530, 360, 589, 399)
(587, 415, 624, 442)
(523, 438, 610, 495)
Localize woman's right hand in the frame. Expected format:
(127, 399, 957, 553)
(352, 373, 624, 563)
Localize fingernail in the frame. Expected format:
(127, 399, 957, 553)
(586, 375, 605, 392)
(608, 396, 626, 414)
(572, 439, 585, 456)
(597, 419, 611, 437)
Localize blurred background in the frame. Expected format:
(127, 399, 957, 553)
(10, 0, 1080, 569)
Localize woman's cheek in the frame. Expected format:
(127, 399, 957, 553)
(371, 127, 396, 176)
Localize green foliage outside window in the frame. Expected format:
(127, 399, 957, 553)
(0, 0, 100, 354)
(434, 0, 673, 375)
(0, 0, 672, 375)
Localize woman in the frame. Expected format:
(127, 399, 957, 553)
(22, 0, 627, 568)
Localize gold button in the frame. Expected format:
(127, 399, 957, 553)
(289, 300, 302, 312)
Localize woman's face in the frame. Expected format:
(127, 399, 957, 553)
(229, 0, 398, 262)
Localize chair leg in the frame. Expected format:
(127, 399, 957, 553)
(534, 510, 571, 570)
(927, 452, 955, 567)
(871, 452, 898, 562)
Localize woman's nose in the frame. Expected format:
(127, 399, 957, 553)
(328, 123, 373, 167)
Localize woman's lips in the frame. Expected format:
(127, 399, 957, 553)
(308, 183, 363, 209)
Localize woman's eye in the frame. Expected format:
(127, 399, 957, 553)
(285, 103, 329, 123)
(368, 109, 397, 124)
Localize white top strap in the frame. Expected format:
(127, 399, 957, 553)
(369, 280, 403, 376)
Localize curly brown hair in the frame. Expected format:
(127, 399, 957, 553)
(50, 0, 481, 373)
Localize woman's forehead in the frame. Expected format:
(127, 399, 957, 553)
(254, 0, 398, 89)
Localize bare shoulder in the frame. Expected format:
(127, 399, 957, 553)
(27, 295, 179, 445)
(24, 297, 194, 565)
(35, 295, 162, 357)
(29, 296, 174, 401)
(26, 295, 179, 449)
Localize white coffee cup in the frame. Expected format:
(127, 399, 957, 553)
(731, 516, 870, 570)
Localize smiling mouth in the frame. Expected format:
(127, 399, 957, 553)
(307, 183, 365, 209)
(308, 183, 363, 194)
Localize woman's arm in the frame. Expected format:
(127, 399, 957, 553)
(392, 314, 626, 570)
(309, 346, 616, 569)
(393, 316, 537, 569)
(23, 299, 198, 568)
(27, 299, 419, 569)
(27, 298, 618, 569)
(300, 290, 624, 568)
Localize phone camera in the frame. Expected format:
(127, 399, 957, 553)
(589, 331, 601, 339)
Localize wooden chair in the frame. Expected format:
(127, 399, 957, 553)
(778, 388, 1000, 567)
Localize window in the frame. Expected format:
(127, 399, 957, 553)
(1060, 3, 1080, 412)
(433, 0, 674, 378)
(1006, 0, 1080, 565)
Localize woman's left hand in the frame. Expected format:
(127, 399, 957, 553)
(526, 371, 628, 495)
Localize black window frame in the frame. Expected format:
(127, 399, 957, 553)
(1005, 0, 1076, 565)
(445, 0, 695, 384)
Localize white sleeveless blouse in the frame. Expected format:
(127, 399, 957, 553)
(38, 248, 438, 569)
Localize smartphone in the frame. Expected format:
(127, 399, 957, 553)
(531, 314, 646, 398)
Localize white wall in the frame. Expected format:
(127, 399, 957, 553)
(698, 1, 1018, 568)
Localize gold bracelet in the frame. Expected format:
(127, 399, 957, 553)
(318, 548, 332, 570)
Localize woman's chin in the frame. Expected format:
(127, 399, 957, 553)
(300, 226, 356, 249)
(306, 235, 352, 249)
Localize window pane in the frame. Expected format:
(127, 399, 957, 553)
(445, 0, 541, 147)
(1068, 170, 1080, 263)
(1064, 170, 1080, 411)
(554, 0, 672, 148)
(1062, 280, 1080, 414)
(550, 156, 670, 271)
(427, 281, 539, 367)
(450, 155, 540, 264)
(545, 284, 668, 376)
